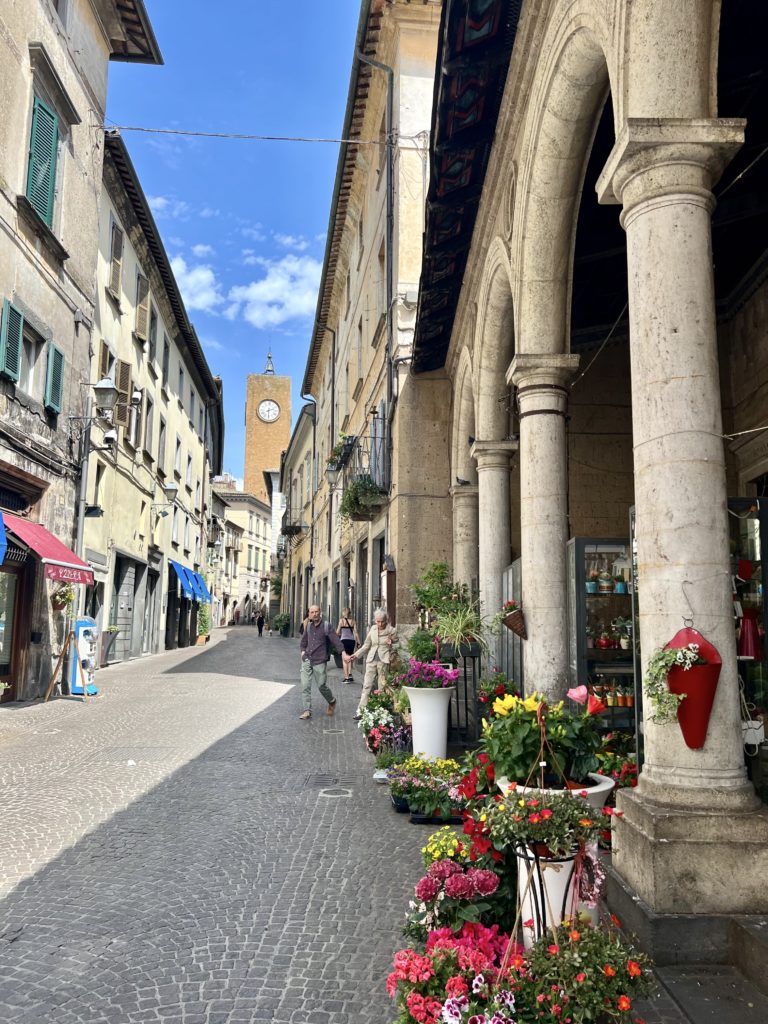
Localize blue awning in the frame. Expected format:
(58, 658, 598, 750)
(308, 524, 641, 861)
(193, 572, 212, 603)
(186, 571, 206, 603)
(169, 559, 194, 600)
(0, 512, 6, 567)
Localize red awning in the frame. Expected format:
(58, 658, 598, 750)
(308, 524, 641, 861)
(3, 513, 94, 585)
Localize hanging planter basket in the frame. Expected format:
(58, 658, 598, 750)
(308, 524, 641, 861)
(502, 608, 527, 639)
(665, 626, 722, 749)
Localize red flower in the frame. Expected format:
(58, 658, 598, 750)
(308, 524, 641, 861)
(547, 944, 559, 955)
(529, 813, 542, 824)
(627, 960, 642, 978)
(569, 930, 581, 942)
(617, 995, 631, 1011)
(575, 972, 586, 983)
(610, 914, 622, 928)
(523, 919, 534, 929)
(540, 808, 553, 820)
(587, 693, 607, 714)
(603, 964, 616, 977)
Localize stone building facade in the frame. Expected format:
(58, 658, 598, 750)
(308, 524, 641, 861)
(291, 0, 448, 636)
(243, 364, 291, 506)
(0, 0, 160, 700)
(410, 0, 768, 943)
(279, 404, 315, 634)
(84, 131, 223, 660)
(211, 476, 272, 624)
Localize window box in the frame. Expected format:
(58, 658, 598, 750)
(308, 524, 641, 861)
(16, 195, 69, 263)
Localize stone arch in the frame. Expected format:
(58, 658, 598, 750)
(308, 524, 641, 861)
(450, 346, 477, 486)
(474, 238, 515, 441)
(513, 11, 614, 357)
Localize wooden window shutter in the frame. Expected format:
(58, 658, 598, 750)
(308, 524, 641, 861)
(135, 274, 150, 341)
(44, 343, 65, 413)
(0, 300, 23, 382)
(114, 358, 132, 427)
(109, 223, 123, 296)
(98, 339, 110, 381)
(26, 98, 58, 227)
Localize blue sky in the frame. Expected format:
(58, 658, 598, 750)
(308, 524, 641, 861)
(107, 0, 360, 477)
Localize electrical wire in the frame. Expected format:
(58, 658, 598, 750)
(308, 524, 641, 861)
(102, 122, 427, 148)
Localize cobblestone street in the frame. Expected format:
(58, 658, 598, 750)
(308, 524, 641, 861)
(0, 629, 422, 1024)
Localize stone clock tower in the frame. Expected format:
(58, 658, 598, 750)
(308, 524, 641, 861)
(244, 353, 291, 504)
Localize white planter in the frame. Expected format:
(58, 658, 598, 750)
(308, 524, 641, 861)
(515, 845, 578, 948)
(496, 771, 615, 810)
(403, 685, 456, 760)
(372, 768, 389, 784)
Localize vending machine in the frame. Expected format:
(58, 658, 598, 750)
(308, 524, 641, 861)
(70, 616, 99, 696)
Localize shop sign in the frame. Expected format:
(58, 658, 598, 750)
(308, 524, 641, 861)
(44, 563, 94, 585)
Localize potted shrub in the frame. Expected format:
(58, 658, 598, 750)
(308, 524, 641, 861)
(272, 612, 290, 637)
(100, 624, 121, 665)
(406, 628, 438, 663)
(196, 601, 211, 645)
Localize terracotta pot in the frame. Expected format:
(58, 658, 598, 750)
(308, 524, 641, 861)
(665, 627, 722, 749)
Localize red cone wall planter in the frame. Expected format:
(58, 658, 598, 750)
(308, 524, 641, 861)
(665, 627, 722, 749)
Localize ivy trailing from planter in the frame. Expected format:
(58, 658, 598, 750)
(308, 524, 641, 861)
(643, 627, 722, 748)
(338, 473, 387, 524)
(644, 643, 706, 721)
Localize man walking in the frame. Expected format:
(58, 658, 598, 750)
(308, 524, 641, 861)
(299, 605, 344, 720)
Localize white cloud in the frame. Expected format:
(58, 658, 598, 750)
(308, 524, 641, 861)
(227, 254, 321, 329)
(148, 195, 189, 220)
(200, 335, 224, 352)
(192, 243, 215, 258)
(241, 223, 266, 242)
(171, 255, 224, 313)
(274, 232, 310, 251)
(200, 207, 220, 219)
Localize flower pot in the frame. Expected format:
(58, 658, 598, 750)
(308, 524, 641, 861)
(585, 581, 598, 594)
(614, 581, 627, 594)
(391, 794, 409, 813)
(620, 637, 631, 650)
(502, 608, 527, 639)
(515, 844, 578, 948)
(403, 685, 455, 760)
(665, 626, 723, 749)
(625, 695, 634, 708)
(497, 772, 615, 810)
(51, 601, 69, 612)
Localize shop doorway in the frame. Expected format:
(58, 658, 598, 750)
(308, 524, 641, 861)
(0, 565, 22, 702)
(143, 570, 159, 654)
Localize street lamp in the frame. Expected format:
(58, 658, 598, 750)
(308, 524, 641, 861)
(92, 376, 119, 411)
(151, 481, 179, 527)
(326, 465, 340, 487)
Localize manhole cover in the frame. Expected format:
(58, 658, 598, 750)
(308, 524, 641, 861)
(319, 787, 352, 798)
(323, 728, 344, 735)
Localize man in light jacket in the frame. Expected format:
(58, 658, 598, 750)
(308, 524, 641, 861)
(344, 608, 398, 720)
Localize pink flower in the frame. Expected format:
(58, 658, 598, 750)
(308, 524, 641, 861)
(567, 685, 588, 704)
(414, 876, 441, 902)
(428, 858, 463, 881)
(466, 868, 500, 897)
(445, 873, 476, 899)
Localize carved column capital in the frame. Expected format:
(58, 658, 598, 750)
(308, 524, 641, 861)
(469, 439, 518, 471)
(596, 117, 745, 228)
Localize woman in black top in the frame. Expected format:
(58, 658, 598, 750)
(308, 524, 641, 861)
(335, 607, 359, 682)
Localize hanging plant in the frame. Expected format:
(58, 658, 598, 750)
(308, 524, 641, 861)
(644, 627, 722, 747)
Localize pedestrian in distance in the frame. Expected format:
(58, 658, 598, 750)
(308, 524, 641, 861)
(299, 605, 344, 720)
(257, 608, 265, 637)
(335, 606, 360, 683)
(344, 608, 398, 720)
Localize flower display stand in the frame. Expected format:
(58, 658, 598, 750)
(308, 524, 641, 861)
(403, 685, 455, 759)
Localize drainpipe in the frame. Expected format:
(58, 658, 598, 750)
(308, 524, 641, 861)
(323, 325, 336, 555)
(301, 395, 317, 597)
(357, 51, 395, 415)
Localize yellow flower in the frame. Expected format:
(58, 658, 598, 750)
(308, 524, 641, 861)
(522, 694, 541, 713)
(492, 693, 517, 717)
(498, 804, 505, 811)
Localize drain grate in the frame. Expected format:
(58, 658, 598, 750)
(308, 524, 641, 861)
(304, 772, 361, 788)
(323, 728, 345, 735)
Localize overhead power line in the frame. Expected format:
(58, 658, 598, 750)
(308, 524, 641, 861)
(102, 122, 424, 147)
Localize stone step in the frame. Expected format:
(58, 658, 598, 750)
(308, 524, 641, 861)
(654, 965, 768, 1024)
(728, 916, 768, 997)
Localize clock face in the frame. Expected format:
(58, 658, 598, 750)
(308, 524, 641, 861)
(258, 399, 280, 423)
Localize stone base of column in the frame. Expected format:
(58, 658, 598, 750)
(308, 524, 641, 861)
(604, 863, 768, 977)
(612, 788, 768, 916)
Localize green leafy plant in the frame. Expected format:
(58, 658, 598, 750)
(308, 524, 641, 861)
(410, 561, 468, 615)
(433, 602, 488, 656)
(374, 748, 409, 770)
(50, 583, 76, 606)
(197, 601, 211, 636)
(480, 693, 603, 785)
(337, 473, 387, 523)
(327, 432, 352, 466)
(272, 612, 290, 634)
(269, 572, 283, 597)
(406, 628, 438, 662)
(644, 642, 706, 721)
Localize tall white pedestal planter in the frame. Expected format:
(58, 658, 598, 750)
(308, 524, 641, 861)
(404, 686, 455, 760)
(515, 845, 578, 949)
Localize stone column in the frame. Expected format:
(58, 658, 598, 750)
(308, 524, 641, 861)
(470, 441, 517, 665)
(597, 119, 768, 916)
(449, 484, 479, 592)
(507, 354, 579, 701)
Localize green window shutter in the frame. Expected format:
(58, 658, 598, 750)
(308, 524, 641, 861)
(0, 300, 23, 382)
(26, 98, 59, 227)
(44, 343, 65, 413)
